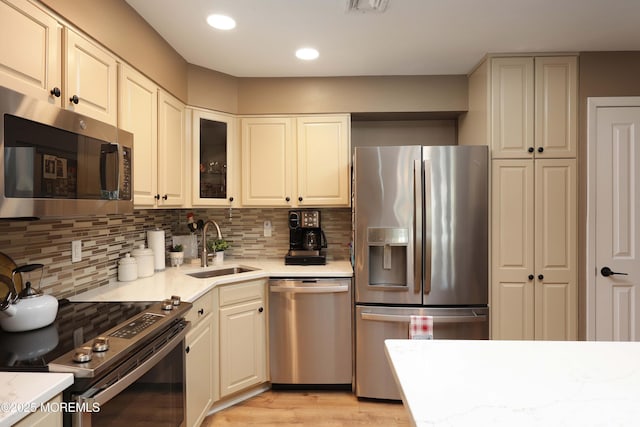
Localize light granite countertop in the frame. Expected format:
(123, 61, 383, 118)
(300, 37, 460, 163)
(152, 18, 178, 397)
(384, 339, 640, 427)
(0, 372, 73, 427)
(69, 258, 353, 303)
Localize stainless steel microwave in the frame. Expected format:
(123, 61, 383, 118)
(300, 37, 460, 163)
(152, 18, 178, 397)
(0, 86, 132, 219)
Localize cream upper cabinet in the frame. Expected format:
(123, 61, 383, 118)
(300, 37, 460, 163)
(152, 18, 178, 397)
(491, 159, 577, 340)
(241, 117, 295, 206)
(0, 0, 62, 105)
(158, 90, 186, 207)
(118, 64, 158, 207)
(217, 279, 268, 398)
(490, 56, 577, 159)
(190, 108, 240, 207)
(296, 115, 351, 206)
(64, 28, 118, 125)
(241, 114, 351, 207)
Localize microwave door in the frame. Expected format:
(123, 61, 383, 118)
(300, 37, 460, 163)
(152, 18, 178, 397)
(100, 143, 119, 200)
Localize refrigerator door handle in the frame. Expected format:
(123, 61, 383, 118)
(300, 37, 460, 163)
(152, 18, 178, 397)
(360, 312, 488, 324)
(423, 158, 432, 296)
(414, 159, 423, 295)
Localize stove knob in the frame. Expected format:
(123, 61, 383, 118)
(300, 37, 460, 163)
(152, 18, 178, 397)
(161, 299, 173, 311)
(171, 295, 181, 306)
(73, 346, 93, 363)
(92, 336, 110, 352)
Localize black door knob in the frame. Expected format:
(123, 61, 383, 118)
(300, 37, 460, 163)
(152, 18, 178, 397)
(537, 147, 544, 153)
(538, 274, 544, 280)
(258, 307, 264, 313)
(229, 197, 234, 202)
(601, 266, 628, 277)
(70, 95, 79, 104)
(185, 346, 190, 354)
(285, 197, 290, 202)
(528, 274, 534, 280)
(50, 87, 61, 97)
(162, 194, 168, 200)
(298, 196, 303, 202)
(528, 147, 534, 153)
(154, 194, 160, 200)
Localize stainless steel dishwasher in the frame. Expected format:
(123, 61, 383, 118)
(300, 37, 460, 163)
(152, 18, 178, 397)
(269, 278, 352, 386)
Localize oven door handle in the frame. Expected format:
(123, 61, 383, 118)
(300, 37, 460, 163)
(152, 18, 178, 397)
(270, 284, 349, 294)
(75, 323, 190, 407)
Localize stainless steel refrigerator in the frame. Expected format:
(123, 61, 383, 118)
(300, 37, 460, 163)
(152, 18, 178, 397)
(354, 145, 489, 400)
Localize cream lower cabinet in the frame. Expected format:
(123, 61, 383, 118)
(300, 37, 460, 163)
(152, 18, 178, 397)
(491, 159, 577, 340)
(217, 279, 268, 398)
(241, 115, 350, 207)
(0, 0, 62, 105)
(184, 291, 214, 427)
(14, 394, 63, 427)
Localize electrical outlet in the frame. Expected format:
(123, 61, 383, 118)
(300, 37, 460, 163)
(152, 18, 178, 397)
(264, 220, 272, 237)
(72, 240, 82, 262)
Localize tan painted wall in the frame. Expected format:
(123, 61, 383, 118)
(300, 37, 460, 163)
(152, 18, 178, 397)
(235, 75, 467, 115)
(187, 65, 239, 114)
(38, 0, 188, 102)
(578, 52, 640, 339)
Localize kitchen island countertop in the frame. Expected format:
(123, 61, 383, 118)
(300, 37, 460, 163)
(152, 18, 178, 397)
(385, 339, 640, 427)
(0, 372, 73, 427)
(69, 259, 353, 303)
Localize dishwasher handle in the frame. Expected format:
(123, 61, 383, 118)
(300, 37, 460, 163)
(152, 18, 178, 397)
(360, 312, 487, 324)
(270, 284, 349, 294)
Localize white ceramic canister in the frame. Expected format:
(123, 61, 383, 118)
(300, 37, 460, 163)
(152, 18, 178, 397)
(118, 254, 138, 282)
(131, 244, 155, 278)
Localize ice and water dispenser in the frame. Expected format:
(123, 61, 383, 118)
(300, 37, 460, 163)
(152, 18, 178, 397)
(366, 227, 409, 286)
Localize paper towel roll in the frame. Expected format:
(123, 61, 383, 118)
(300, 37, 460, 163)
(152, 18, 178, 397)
(147, 229, 166, 271)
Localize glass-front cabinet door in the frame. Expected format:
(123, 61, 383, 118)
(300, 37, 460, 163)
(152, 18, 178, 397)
(190, 108, 239, 207)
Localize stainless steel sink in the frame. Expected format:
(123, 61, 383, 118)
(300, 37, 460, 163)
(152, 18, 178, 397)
(186, 266, 256, 279)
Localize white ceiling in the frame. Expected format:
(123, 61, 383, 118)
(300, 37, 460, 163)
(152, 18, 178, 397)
(125, 0, 640, 78)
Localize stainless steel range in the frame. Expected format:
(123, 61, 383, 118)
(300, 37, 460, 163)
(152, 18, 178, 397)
(0, 297, 192, 427)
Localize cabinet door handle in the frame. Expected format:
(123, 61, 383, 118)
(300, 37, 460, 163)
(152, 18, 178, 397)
(198, 308, 204, 315)
(528, 147, 534, 153)
(528, 274, 534, 280)
(285, 197, 290, 202)
(298, 196, 303, 202)
(50, 87, 61, 98)
(154, 194, 160, 200)
(229, 196, 234, 202)
(538, 274, 544, 280)
(601, 266, 628, 277)
(162, 194, 168, 200)
(537, 147, 544, 153)
(185, 346, 190, 354)
(70, 95, 79, 105)
(258, 307, 264, 313)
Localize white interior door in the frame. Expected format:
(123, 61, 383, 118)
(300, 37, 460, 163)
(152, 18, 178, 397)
(588, 101, 640, 340)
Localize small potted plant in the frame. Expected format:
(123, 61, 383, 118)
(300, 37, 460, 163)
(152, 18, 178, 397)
(207, 239, 229, 264)
(168, 244, 184, 267)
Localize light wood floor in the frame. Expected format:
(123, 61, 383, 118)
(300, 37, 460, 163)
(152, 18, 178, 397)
(201, 390, 411, 426)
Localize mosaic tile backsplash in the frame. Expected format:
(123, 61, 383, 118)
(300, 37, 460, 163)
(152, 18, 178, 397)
(0, 208, 351, 299)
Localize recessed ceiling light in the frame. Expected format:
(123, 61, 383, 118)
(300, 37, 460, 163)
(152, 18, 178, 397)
(296, 48, 319, 61)
(206, 14, 236, 30)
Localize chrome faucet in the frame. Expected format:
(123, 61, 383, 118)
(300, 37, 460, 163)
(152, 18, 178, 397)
(201, 220, 222, 267)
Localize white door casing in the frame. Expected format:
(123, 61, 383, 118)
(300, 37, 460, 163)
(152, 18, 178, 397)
(587, 98, 640, 340)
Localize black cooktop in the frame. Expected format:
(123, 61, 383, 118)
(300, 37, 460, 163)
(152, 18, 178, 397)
(0, 299, 153, 372)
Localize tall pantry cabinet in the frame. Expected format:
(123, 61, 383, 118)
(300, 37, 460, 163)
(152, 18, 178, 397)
(459, 55, 578, 340)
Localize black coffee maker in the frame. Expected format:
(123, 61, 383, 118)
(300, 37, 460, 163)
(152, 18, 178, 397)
(285, 210, 327, 265)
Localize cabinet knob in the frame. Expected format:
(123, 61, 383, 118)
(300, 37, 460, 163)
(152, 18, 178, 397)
(538, 274, 544, 280)
(229, 196, 234, 202)
(198, 308, 204, 315)
(528, 274, 534, 280)
(258, 307, 264, 313)
(537, 147, 544, 153)
(69, 95, 79, 105)
(154, 194, 160, 200)
(298, 196, 303, 202)
(162, 194, 168, 200)
(285, 197, 290, 202)
(185, 346, 190, 354)
(50, 87, 61, 98)
(528, 147, 534, 153)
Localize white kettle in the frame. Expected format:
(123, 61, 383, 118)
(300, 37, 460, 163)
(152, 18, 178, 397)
(0, 264, 58, 332)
